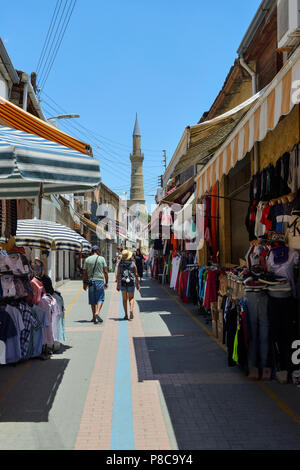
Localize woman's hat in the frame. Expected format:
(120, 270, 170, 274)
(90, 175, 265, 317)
(122, 250, 133, 260)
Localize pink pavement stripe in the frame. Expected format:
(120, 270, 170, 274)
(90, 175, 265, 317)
(66, 327, 103, 332)
(128, 302, 172, 450)
(74, 287, 120, 450)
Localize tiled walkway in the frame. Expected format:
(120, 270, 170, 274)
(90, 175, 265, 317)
(1, 274, 300, 449)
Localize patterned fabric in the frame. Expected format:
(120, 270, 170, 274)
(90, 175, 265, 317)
(18, 303, 40, 359)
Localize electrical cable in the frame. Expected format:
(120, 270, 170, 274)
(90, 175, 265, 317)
(41, 95, 163, 186)
(43, 100, 162, 177)
(36, 0, 62, 76)
(37, 0, 68, 87)
(40, 90, 164, 155)
(39, 0, 77, 90)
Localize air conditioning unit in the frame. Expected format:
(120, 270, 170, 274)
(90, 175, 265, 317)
(96, 204, 108, 217)
(277, 0, 300, 49)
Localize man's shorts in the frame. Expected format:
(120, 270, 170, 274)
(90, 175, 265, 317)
(88, 281, 105, 305)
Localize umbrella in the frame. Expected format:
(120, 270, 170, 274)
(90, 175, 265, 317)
(0, 126, 101, 199)
(2, 219, 92, 252)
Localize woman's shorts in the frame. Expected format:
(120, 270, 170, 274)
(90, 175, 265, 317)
(120, 284, 135, 293)
(88, 281, 105, 305)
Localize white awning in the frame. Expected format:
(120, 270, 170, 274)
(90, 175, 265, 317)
(196, 45, 300, 198)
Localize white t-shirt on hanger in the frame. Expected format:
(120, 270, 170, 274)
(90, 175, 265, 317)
(170, 256, 181, 289)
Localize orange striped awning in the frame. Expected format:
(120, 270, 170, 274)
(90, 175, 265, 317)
(0, 96, 91, 155)
(77, 213, 111, 239)
(196, 47, 300, 199)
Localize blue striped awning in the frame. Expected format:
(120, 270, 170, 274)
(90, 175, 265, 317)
(0, 126, 101, 199)
(2, 219, 92, 252)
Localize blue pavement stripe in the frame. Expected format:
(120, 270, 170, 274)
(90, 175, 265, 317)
(110, 293, 135, 450)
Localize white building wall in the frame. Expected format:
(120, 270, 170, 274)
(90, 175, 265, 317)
(0, 73, 9, 99)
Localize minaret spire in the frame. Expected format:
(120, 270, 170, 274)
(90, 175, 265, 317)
(129, 113, 145, 208)
(133, 113, 141, 136)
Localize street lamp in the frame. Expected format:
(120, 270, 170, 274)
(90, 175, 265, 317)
(48, 114, 80, 120)
(47, 114, 80, 128)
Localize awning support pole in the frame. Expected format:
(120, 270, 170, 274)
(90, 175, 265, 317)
(38, 183, 44, 219)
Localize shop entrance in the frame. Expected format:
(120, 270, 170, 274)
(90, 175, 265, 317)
(227, 153, 251, 265)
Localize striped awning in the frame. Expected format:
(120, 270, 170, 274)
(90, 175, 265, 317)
(2, 219, 92, 252)
(0, 126, 101, 198)
(0, 96, 91, 155)
(196, 46, 300, 198)
(76, 213, 112, 240)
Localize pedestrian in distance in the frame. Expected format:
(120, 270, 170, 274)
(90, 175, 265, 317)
(114, 246, 123, 282)
(82, 245, 108, 324)
(116, 250, 140, 320)
(133, 247, 144, 283)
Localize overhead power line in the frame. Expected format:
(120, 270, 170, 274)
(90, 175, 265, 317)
(37, 0, 77, 92)
(36, 0, 62, 76)
(40, 90, 164, 155)
(42, 98, 162, 177)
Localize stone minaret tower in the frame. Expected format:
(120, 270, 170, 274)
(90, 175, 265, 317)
(129, 113, 145, 208)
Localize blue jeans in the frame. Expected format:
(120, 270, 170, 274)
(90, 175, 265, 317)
(245, 291, 270, 368)
(88, 281, 105, 305)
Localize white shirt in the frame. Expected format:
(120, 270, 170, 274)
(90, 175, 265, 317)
(170, 256, 181, 289)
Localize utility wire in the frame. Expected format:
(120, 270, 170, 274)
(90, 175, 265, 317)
(37, 0, 77, 91)
(36, 0, 62, 76)
(43, 108, 130, 180)
(43, 99, 161, 176)
(39, 0, 77, 90)
(40, 90, 163, 155)
(37, 0, 68, 87)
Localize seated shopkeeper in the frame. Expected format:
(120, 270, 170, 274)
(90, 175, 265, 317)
(32, 258, 55, 295)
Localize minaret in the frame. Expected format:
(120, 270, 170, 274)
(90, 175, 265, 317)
(129, 113, 145, 208)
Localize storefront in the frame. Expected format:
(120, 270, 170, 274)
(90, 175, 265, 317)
(0, 108, 100, 365)
(190, 45, 300, 384)
(149, 45, 300, 386)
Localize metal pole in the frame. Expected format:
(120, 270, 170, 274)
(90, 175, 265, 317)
(38, 183, 44, 219)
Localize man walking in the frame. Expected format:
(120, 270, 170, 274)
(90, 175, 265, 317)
(83, 245, 108, 324)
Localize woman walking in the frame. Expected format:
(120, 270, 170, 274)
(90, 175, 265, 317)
(114, 247, 122, 282)
(116, 250, 140, 320)
(134, 248, 144, 282)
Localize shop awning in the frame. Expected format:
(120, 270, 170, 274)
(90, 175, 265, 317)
(0, 126, 101, 198)
(150, 177, 196, 233)
(196, 46, 300, 199)
(77, 212, 111, 239)
(173, 92, 263, 178)
(163, 91, 264, 185)
(175, 192, 196, 218)
(1, 219, 92, 252)
(0, 96, 91, 155)
(161, 175, 196, 204)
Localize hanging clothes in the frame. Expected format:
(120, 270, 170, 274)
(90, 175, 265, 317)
(210, 183, 218, 263)
(170, 255, 181, 289)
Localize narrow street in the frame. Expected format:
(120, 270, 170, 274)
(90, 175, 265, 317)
(1, 273, 300, 451)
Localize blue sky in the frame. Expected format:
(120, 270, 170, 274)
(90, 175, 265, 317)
(2, 0, 261, 210)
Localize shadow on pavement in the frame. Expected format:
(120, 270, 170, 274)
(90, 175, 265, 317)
(0, 358, 69, 423)
(132, 279, 300, 450)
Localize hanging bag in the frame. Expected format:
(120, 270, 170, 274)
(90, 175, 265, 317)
(286, 210, 300, 250)
(87, 255, 99, 287)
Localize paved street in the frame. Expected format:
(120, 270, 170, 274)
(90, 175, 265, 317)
(1, 273, 300, 450)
